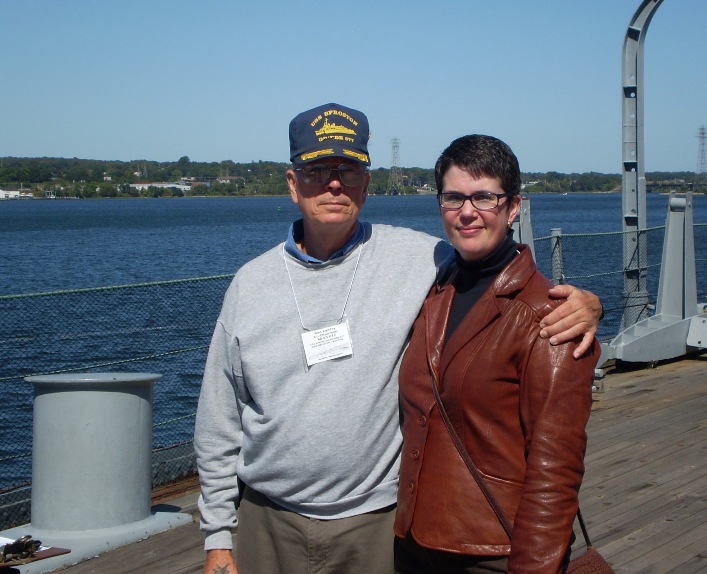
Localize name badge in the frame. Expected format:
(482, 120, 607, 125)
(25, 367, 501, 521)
(301, 321, 353, 367)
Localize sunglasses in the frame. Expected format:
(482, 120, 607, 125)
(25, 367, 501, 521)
(295, 164, 368, 187)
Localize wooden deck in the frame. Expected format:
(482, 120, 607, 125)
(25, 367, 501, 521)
(49, 353, 706, 574)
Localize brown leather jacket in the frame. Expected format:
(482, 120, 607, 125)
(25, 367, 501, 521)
(394, 246, 597, 574)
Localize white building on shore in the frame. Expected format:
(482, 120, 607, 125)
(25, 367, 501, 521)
(129, 182, 192, 193)
(0, 189, 34, 199)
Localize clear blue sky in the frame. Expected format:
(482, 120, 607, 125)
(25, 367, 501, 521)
(2, 1, 704, 173)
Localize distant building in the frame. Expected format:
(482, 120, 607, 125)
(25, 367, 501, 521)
(415, 184, 436, 195)
(1, 190, 34, 199)
(129, 182, 192, 193)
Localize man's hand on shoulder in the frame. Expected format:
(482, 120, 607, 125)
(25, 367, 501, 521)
(540, 285, 602, 358)
(204, 549, 238, 574)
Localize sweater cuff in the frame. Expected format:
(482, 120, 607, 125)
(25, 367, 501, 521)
(204, 529, 234, 551)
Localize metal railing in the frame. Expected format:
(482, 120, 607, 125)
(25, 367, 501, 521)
(0, 224, 705, 529)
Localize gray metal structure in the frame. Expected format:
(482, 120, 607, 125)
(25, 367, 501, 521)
(602, 192, 707, 365)
(0, 373, 191, 573)
(599, 0, 707, 367)
(27, 373, 159, 531)
(511, 195, 535, 259)
(698, 125, 707, 176)
(386, 137, 405, 195)
(619, 0, 664, 330)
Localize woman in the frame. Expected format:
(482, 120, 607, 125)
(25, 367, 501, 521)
(394, 135, 597, 573)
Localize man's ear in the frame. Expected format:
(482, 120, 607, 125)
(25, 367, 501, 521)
(361, 172, 371, 205)
(286, 169, 299, 205)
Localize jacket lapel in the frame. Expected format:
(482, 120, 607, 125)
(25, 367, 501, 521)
(422, 284, 454, 384)
(422, 246, 536, 388)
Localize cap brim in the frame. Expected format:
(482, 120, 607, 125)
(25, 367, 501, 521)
(292, 146, 370, 166)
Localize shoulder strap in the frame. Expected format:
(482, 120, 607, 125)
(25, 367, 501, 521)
(576, 509, 593, 548)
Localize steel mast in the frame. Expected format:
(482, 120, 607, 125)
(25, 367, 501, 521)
(620, 0, 664, 330)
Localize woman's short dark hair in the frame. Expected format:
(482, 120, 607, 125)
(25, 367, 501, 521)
(434, 135, 521, 197)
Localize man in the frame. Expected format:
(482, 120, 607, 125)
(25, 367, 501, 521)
(194, 103, 601, 574)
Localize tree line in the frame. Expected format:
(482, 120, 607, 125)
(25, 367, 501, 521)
(0, 156, 703, 198)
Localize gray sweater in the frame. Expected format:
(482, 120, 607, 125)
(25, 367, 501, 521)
(194, 222, 453, 549)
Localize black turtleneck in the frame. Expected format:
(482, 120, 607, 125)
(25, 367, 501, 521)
(445, 233, 519, 343)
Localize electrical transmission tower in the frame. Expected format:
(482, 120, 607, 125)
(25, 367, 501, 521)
(697, 125, 706, 178)
(386, 138, 405, 195)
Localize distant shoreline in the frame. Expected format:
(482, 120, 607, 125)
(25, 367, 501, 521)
(5, 190, 707, 202)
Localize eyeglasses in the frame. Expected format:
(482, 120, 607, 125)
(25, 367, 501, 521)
(295, 164, 367, 187)
(437, 191, 511, 210)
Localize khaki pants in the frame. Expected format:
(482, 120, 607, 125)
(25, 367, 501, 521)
(236, 486, 397, 574)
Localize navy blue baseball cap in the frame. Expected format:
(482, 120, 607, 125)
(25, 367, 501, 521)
(289, 103, 371, 166)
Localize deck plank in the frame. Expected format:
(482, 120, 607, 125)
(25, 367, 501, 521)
(50, 353, 707, 574)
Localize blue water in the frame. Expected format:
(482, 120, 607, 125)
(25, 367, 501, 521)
(2, 193, 704, 295)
